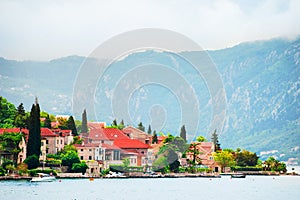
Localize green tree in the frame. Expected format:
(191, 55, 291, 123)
(180, 125, 187, 142)
(152, 131, 158, 144)
(263, 157, 287, 173)
(211, 129, 221, 151)
(57, 117, 68, 129)
(196, 136, 207, 142)
(152, 156, 168, 173)
(1, 159, 13, 172)
(137, 122, 145, 132)
(0, 96, 16, 128)
(213, 150, 236, 172)
(186, 143, 202, 172)
(60, 145, 80, 171)
(81, 109, 88, 133)
(236, 149, 259, 167)
(43, 114, 51, 129)
(67, 116, 78, 136)
(26, 99, 41, 158)
(147, 125, 152, 134)
(72, 136, 83, 144)
(118, 119, 125, 130)
(13, 103, 26, 131)
(123, 157, 130, 171)
(0, 132, 23, 164)
(112, 119, 117, 127)
(156, 135, 188, 173)
(72, 161, 88, 174)
(24, 155, 39, 169)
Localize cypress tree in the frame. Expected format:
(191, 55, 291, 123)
(112, 119, 117, 127)
(180, 125, 187, 142)
(147, 125, 152, 134)
(67, 116, 78, 136)
(137, 122, 145, 132)
(118, 119, 125, 130)
(152, 130, 158, 144)
(211, 129, 221, 151)
(44, 114, 51, 129)
(26, 99, 41, 158)
(81, 109, 88, 133)
(14, 103, 26, 131)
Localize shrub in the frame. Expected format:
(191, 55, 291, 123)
(0, 166, 6, 176)
(231, 166, 262, 171)
(72, 162, 88, 174)
(24, 155, 39, 169)
(1, 159, 14, 170)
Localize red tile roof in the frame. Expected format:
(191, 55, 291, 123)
(101, 143, 119, 150)
(0, 128, 28, 134)
(0, 128, 69, 137)
(88, 128, 130, 141)
(114, 139, 150, 149)
(74, 143, 99, 148)
(88, 122, 105, 129)
(40, 128, 57, 137)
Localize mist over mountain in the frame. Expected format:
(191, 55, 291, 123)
(1, 37, 299, 162)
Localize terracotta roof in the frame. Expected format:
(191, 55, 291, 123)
(122, 126, 147, 134)
(114, 139, 150, 149)
(74, 143, 99, 148)
(88, 128, 130, 141)
(101, 143, 119, 150)
(39, 128, 56, 137)
(0, 128, 28, 134)
(88, 122, 106, 129)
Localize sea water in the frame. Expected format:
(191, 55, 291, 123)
(1, 176, 300, 200)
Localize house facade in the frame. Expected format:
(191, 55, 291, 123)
(122, 126, 152, 145)
(185, 142, 221, 173)
(0, 128, 28, 165)
(0, 128, 73, 163)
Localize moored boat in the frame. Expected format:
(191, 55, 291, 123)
(231, 173, 246, 178)
(31, 173, 56, 182)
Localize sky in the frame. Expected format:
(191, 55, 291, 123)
(0, 0, 299, 61)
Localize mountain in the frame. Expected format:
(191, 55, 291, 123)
(0, 37, 299, 162)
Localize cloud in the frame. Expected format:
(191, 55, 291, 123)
(0, 0, 299, 60)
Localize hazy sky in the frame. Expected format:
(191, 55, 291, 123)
(0, 0, 299, 61)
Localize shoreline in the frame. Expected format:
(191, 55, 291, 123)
(1, 172, 298, 181)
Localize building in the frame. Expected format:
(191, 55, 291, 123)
(185, 142, 221, 173)
(122, 126, 152, 145)
(0, 128, 28, 164)
(75, 125, 151, 169)
(0, 127, 73, 163)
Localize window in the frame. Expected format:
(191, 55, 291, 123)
(41, 142, 44, 146)
(80, 156, 83, 160)
(89, 149, 92, 152)
(61, 140, 63, 144)
(46, 149, 49, 154)
(89, 156, 92, 160)
(46, 140, 48, 144)
(57, 140, 59, 144)
(113, 150, 120, 160)
(81, 149, 83, 152)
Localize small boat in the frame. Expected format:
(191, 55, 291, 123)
(31, 173, 56, 182)
(231, 173, 246, 178)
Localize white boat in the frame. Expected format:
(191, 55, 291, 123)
(231, 173, 246, 178)
(31, 173, 56, 182)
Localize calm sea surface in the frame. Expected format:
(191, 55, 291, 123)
(1, 176, 300, 200)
